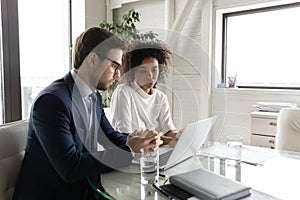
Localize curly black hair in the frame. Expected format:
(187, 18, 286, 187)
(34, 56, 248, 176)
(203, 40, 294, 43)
(121, 40, 173, 84)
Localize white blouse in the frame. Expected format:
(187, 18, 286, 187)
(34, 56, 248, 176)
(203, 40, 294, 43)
(110, 81, 176, 134)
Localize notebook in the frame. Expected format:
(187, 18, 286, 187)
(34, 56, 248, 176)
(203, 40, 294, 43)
(169, 168, 251, 200)
(159, 116, 217, 170)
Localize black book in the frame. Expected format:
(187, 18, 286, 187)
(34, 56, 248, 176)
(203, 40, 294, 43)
(160, 184, 193, 200)
(169, 168, 251, 200)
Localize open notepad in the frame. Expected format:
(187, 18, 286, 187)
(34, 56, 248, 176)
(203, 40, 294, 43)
(197, 143, 275, 165)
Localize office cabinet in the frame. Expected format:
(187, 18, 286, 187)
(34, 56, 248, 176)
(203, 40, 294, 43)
(250, 111, 278, 148)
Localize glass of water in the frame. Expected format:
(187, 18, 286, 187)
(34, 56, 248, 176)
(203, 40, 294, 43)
(140, 148, 159, 185)
(226, 135, 243, 165)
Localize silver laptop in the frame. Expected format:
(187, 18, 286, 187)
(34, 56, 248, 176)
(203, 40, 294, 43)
(159, 116, 217, 170)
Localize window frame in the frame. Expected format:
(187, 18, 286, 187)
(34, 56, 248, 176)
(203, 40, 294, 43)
(221, 2, 300, 90)
(1, 0, 22, 123)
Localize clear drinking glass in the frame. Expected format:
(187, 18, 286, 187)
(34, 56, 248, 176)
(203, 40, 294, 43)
(140, 148, 159, 185)
(226, 135, 243, 165)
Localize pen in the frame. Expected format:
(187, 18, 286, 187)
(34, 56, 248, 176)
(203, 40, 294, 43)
(242, 160, 259, 166)
(152, 183, 175, 200)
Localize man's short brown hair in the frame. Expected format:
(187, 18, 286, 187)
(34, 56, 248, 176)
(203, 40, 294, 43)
(73, 27, 127, 69)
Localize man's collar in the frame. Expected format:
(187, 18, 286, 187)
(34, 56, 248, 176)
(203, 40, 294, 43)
(71, 70, 94, 98)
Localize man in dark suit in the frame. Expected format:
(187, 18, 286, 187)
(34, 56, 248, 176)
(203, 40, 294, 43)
(13, 27, 161, 200)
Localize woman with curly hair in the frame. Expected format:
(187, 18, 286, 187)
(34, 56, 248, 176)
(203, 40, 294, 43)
(110, 40, 178, 145)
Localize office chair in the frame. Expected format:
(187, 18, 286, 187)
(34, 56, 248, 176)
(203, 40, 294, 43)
(0, 120, 28, 200)
(275, 107, 300, 152)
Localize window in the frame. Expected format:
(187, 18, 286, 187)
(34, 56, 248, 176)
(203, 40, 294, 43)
(0, 0, 86, 124)
(222, 3, 300, 89)
(18, 0, 71, 119)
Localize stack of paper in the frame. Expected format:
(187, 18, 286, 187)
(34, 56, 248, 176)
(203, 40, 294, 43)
(255, 102, 297, 112)
(197, 143, 275, 165)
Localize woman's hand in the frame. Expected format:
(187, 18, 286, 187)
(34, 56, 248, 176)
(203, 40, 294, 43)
(163, 130, 182, 147)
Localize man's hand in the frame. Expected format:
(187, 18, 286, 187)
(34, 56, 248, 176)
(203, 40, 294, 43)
(126, 129, 163, 153)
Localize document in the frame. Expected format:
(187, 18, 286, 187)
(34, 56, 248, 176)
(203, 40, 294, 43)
(197, 143, 275, 165)
(169, 168, 251, 200)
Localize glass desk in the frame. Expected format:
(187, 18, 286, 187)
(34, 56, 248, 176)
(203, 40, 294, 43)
(102, 146, 300, 200)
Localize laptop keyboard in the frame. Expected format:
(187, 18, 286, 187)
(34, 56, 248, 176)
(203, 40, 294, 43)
(159, 150, 173, 166)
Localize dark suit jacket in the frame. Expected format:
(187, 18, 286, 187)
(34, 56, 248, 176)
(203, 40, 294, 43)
(13, 72, 132, 200)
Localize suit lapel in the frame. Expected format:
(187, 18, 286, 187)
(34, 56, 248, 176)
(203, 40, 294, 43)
(64, 72, 90, 142)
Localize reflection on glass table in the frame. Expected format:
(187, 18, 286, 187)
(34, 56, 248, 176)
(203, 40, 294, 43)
(101, 145, 300, 200)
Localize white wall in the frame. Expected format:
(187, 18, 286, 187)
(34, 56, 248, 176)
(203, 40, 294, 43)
(72, 0, 106, 46)
(114, 0, 166, 30)
(170, 0, 213, 128)
(85, 0, 106, 28)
